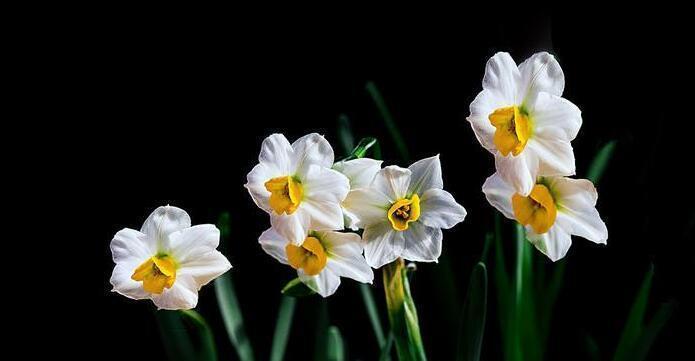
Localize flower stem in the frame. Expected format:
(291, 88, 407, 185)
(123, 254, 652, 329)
(383, 258, 427, 361)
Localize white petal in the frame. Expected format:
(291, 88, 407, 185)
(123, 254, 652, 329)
(303, 165, 350, 204)
(527, 136, 576, 177)
(517, 52, 565, 104)
(363, 221, 404, 268)
(111, 228, 154, 264)
(258, 227, 290, 264)
(371, 166, 411, 201)
(525, 222, 573, 262)
(140, 206, 191, 244)
(481, 173, 516, 220)
(342, 188, 391, 228)
(418, 189, 466, 229)
(167, 224, 220, 263)
(483, 52, 521, 104)
(258, 133, 293, 175)
(494, 151, 538, 196)
(333, 158, 383, 189)
(270, 210, 311, 245)
(110, 258, 149, 300)
(319, 231, 374, 283)
(177, 251, 232, 288)
(400, 222, 443, 263)
(245, 163, 279, 213)
(342, 207, 360, 231)
(302, 199, 345, 232)
(467, 89, 508, 153)
(299, 268, 341, 297)
(530, 92, 582, 141)
(151, 275, 199, 310)
(408, 155, 444, 195)
(291, 133, 334, 178)
(551, 177, 608, 244)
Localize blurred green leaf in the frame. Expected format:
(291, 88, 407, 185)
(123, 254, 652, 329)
(366, 81, 410, 162)
(587, 140, 617, 184)
(327, 326, 346, 361)
(360, 284, 388, 351)
(157, 310, 218, 361)
(379, 333, 395, 361)
(612, 264, 676, 361)
(271, 296, 296, 361)
(313, 300, 330, 361)
(456, 262, 488, 361)
(215, 273, 255, 361)
(217, 212, 232, 239)
(584, 334, 601, 361)
(337, 114, 355, 154)
(281, 277, 316, 297)
(383, 259, 427, 361)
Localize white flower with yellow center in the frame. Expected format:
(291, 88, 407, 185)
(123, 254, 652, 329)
(343, 155, 467, 268)
(467, 52, 582, 196)
(259, 228, 374, 297)
(110, 206, 232, 310)
(332, 158, 383, 230)
(482, 173, 608, 261)
(245, 133, 351, 244)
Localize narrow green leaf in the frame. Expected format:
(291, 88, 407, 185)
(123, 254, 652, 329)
(157, 310, 217, 361)
(270, 296, 297, 361)
(366, 81, 410, 162)
(628, 300, 677, 361)
(612, 264, 654, 361)
(313, 300, 330, 361)
(587, 140, 617, 184)
(327, 326, 346, 361)
(281, 277, 316, 297)
(360, 283, 387, 347)
(337, 114, 355, 154)
(379, 333, 395, 361)
(215, 273, 255, 361)
(456, 262, 488, 361)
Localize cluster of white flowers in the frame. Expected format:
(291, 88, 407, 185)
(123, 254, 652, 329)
(467, 52, 608, 261)
(246, 133, 467, 296)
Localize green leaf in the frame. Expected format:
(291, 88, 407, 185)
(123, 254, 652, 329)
(628, 300, 677, 361)
(456, 262, 488, 361)
(313, 300, 330, 361)
(587, 140, 616, 184)
(379, 333, 395, 361)
(217, 212, 232, 239)
(215, 273, 255, 361)
(612, 264, 654, 361)
(157, 310, 217, 361)
(281, 277, 316, 297)
(270, 296, 297, 361)
(360, 283, 388, 348)
(383, 259, 427, 361)
(327, 326, 346, 361)
(337, 114, 355, 154)
(366, 81, 410, 162)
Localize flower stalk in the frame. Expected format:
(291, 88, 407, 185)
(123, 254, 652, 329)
(383, 258, 427, 361)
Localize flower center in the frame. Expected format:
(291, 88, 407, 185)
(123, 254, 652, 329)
(387, 194, 421, 231)
(286, 236, 327, 276)
(131, 255, 177, 294)
(511, 184, 557, 234)
(265, 176, 303, 215)
(489, 106, 531, 156)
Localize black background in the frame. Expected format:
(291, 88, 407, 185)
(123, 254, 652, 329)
(75, 11, 695, 361)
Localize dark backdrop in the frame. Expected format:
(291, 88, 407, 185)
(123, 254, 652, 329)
(85, 12, 692, 361)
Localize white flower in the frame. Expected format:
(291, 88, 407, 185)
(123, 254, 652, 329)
(467, 52, 582, 196)
(110, 206, 232, 310)
(259, 228, 374, 297)
(343, 155, 467, 268)
(245, 133, 351, 244)
(332, 158, 383, 230)
(482, 173, 608, 261)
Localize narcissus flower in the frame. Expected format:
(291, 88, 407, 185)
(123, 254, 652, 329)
(332, 158, 383, 230)
(110, 206, 232, 310)
(259, 228, 374, 297)
(245, 133, 351, 244)
(343, 155, 467, 268)
(467, 52, 582, 196)
(482, 173, 607, 261)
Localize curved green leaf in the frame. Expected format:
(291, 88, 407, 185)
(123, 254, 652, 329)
(457, 262, 488, 361)
(327, 326, 345, 361)
(270, 296, 296, 361)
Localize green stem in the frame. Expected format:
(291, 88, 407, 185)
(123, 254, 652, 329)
(360, 284, 387, 347)
(270, 296, 296, 361)
(383, 258, 427, 361)
(366, 81, 410, 162)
